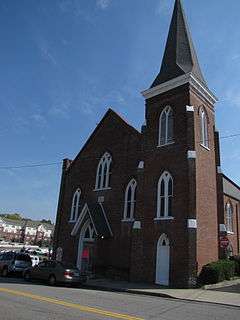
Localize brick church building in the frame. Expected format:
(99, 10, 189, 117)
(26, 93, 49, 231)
(54, 0, 240, 287)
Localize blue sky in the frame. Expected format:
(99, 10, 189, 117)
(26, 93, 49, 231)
(0, 0, 240, 222)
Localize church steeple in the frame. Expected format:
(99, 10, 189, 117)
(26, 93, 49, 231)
(151, 0, 206, 88)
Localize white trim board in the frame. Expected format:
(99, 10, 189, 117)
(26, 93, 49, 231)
(141, 73, 218, 105)
(71, 203, 96, 237)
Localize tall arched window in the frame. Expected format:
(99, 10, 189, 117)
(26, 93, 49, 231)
(226, 202, 234, 233)
(95, 152, 112, 190)
(70, 189, 81, 222)
(123, 179, 137, 221)
(159, 106, 174, 146)
(200, 108, 209, 148)
(157, 171, 173, 219)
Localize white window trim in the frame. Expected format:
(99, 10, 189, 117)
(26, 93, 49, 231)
(123, 179, 137, 221)
(95, 152, 112, 191)
(200, 143, 210, 151)
(122, 218, 135, 223)
(200, 108, 209, 149)
(226, 202, 234, 233)
(93, 187, 112, 192)
(156, 171, 173, 219)
(69, 189, 81, 222)
(157, 141, 175, 148)
(154, 217, 174, 221)
(158, 106, 174, 147)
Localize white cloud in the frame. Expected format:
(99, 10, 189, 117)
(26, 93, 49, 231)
(49, 102, 70, 119)
(31, 114, 47, 126)
(39, 44, 57, 66)
(224, 89, 240, 108)
(96, 0, 112, 10)
(156, 0, 172, 16)
(231, 54, 240, 61)
(34, 36, 57, 66)
(58, 0, 71, 13)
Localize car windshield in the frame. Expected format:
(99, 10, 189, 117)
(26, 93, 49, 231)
(16, 254, 31, 262)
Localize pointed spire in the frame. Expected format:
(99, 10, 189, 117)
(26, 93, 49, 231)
(151, 0, 206, 88)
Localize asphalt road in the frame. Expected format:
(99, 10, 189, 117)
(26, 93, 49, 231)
(0, 277, 239, 320)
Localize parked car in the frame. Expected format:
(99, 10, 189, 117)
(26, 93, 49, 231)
(23, 260, 87, 286)
(0, 251, 32, 276)
(30, 255, 40, 267)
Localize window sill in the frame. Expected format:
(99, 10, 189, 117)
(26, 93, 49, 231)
(157, 142, 175, 148)
(200, 144, 210, 151)
(93, 187, 112, 192)
(227, 231, 234, 235)
(69, 220, 77, 223)
(122, 219, 135, 223)
(154, 217, 174, 221)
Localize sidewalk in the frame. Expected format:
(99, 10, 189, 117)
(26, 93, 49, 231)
(86, 278, 240, 308)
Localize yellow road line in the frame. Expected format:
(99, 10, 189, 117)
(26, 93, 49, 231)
(0, 287, 144, 320)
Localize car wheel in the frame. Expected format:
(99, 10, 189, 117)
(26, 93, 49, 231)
(2, 267, 8, 277)
(48, 275, 56, 286)
(24, 272, 31, 281)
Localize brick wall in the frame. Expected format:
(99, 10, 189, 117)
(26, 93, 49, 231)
(54, 110, 142, 279)
(190, 87, 219, 272)
(223, 195, 240, 255)
(135, 84, 197, 287)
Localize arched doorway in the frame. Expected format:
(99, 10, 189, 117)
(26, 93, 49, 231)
(77, 220, 96, 274)
(155, 234, 170, 286)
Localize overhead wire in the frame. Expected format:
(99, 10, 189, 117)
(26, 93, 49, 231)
(0, 132, 239, 170)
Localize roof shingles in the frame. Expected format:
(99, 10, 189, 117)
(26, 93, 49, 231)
(151, 0, 206, 88)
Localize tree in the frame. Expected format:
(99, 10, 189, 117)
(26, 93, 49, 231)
(0, 213, 22, 220)
(41, 219, 52, 224)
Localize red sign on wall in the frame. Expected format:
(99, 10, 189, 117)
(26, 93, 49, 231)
(219, 236, 229, 249)
(82, 248, 90, 259)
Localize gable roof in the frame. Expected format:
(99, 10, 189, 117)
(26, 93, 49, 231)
(68, 108, 142, 170)
(71, 203, 112, 238)
(222, 174, 240, 201)
(151, 0, 206, 88)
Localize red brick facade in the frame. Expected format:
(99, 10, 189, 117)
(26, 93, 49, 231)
(53, 1, 240, 288)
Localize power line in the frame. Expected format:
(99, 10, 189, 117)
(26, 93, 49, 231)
(0, 162, 61, 170)
(0, 132, 239, 170)
(220, 133, 240, 140)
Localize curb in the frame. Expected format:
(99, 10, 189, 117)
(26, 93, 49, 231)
(83, 284, 174, 299)
(84, 284, 240, 309)
(203, 278, 240, 290)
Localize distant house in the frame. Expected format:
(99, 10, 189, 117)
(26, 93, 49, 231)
(0, 217, 54, 245)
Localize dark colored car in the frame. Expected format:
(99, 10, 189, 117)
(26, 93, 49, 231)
(23, 260, 87, 286)
(0, 251, 32, 276)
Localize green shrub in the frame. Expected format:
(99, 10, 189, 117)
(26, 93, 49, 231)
(198, 260, 235, 285)
(230, 255, 240, 275)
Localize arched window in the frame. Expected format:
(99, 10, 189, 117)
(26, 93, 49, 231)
(157, 171, 173, 219)
(95, 152, 112, 190)
(226, 202, 234, 233)
(123, 179, 137, 221)
(70, 189, 81, 222)
(159, 106, 174, 146)
(83, 223, 96, 241)
(200, 108, 209, 148)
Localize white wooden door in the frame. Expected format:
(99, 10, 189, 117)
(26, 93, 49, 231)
(156, 235, 170, 285)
